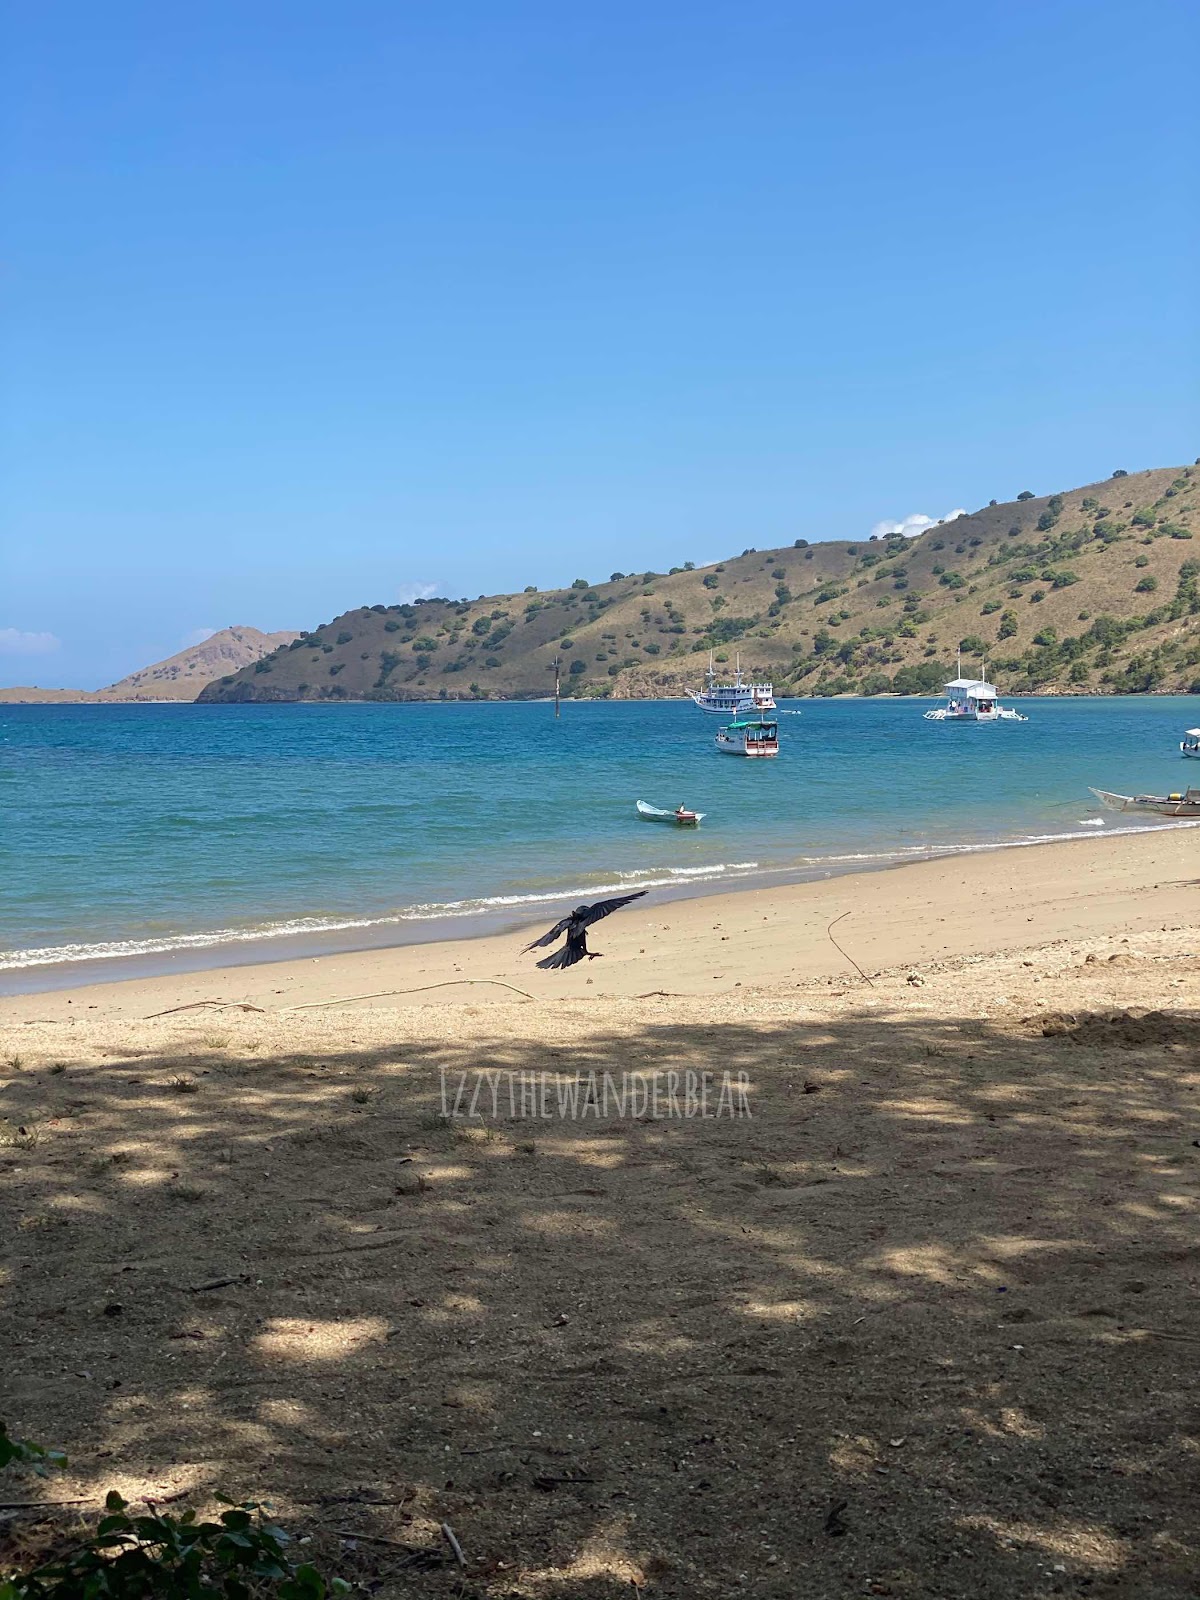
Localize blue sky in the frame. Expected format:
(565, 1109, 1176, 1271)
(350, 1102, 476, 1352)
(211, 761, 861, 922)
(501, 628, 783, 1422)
(3, 0, 1197, 688)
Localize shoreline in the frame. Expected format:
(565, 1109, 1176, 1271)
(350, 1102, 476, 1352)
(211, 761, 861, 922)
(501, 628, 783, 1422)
(3, 816, 1196, 996)
(3, 824, 1196, 1019)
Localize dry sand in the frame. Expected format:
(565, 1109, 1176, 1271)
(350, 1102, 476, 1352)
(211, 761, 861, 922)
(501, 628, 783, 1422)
(2, 828, 1198, 1597)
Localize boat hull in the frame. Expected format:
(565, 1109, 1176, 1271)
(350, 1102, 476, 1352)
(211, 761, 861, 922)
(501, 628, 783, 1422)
(636, 800, 704, 824)
(1089, 787, 1200, 818)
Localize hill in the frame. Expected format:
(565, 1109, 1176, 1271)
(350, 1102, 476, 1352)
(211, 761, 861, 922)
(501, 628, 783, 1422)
(0, 626, 298, 704)
(196, 462, 1199, 704)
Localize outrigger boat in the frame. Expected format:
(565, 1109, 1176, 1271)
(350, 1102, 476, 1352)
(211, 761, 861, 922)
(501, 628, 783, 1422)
(923, 675, 1027, 723)
(689, 651, 775, 715)
(1090, 786, 1200, 818)
(1181, 729, 1200, 759)
(715, 716, 779, 757)
(637, 800, 705, 826)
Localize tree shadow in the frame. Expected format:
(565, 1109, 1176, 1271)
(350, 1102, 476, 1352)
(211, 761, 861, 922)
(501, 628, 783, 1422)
(2, 1003, 1198, 1597)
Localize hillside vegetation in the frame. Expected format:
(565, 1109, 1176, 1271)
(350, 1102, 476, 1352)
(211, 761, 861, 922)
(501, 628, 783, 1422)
(200, 464, 1200, 704)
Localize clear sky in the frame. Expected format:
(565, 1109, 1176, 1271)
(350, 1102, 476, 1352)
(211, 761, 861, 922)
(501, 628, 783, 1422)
(3, 0, 1197, 688)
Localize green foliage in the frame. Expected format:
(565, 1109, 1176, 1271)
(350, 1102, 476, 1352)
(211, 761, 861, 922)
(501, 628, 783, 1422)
(1016, 490, 1034, 501)
(892, 661, 948, 694)
(1135, 576, 1158, 593)
(1112, 468, 1128, 478)
(383, 620, 401, 633)
(568, 659, 586, 675)
(1134, 554, 1149, 568)
(702, 573, 720, 589)
(980, 600, 1001, 615)
(940, 573, 966, 590)
(335, 631, 353, 645)
(957, 635, 987, 655)
(1131, 508, 1156, 528)
(1, 1491, 349, 1599)
(860, 672, 893, 695)
(793, 539, 808, 548)
(571, 578, 589, 590)
(0, 1423, 66, 1476)
(412, 637, 438, 652)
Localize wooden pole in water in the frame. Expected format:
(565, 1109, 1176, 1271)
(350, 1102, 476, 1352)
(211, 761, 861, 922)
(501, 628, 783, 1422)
(554, 653, 561, 718)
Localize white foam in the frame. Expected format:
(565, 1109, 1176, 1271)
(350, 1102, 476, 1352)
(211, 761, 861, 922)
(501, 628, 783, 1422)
(3, 820, 1193, 973)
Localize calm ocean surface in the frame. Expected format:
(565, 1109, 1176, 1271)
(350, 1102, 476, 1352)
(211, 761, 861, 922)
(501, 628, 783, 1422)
(2, 696, 1197, 989)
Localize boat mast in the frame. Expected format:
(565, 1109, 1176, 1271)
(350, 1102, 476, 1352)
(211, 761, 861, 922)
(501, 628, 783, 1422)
(553, 653, 560, 719)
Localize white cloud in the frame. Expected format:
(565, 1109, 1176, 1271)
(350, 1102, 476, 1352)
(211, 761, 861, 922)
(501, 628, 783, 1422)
(0, 627, 60, 655)
(396, 582, 439, 605)
(182, 626, 220, 647)
(869, 508, 968, 540)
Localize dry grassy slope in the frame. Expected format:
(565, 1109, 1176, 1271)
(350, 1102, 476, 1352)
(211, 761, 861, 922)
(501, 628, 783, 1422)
(0, 627, 299, 704)
(200, 464, 1200, 704)
(97, 625, 299, 700)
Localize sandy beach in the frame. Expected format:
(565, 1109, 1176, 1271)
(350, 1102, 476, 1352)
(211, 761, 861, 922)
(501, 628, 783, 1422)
(3, 827, 1198, 1597)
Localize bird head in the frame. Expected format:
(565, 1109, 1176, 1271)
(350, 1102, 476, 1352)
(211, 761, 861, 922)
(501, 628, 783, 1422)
(574, 905, 591, 917)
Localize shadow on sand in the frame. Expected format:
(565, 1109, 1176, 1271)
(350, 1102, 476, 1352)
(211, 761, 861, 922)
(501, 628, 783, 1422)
(1, 1004, 1198, 1597)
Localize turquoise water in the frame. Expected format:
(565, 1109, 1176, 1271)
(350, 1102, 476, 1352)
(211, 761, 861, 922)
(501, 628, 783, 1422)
(1, 697, 1196, 986)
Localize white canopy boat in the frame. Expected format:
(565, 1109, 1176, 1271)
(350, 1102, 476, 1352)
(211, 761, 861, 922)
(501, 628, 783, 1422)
(1090, 786, 1200, 818)
(689, 651, 775, 715)
(715, 716, 779, 757)
(923, 676, 1027, 723)
(1180, 729, 1200, 758)
(637, 800, 705, 826)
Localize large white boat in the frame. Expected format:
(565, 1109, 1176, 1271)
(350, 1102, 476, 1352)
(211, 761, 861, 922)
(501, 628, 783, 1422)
(715, 716, 779, 757)
(689, 652, 775, 715)
(923, 676, 1027, 723)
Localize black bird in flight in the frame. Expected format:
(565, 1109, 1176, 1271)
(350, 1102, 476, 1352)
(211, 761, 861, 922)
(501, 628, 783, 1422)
(522, 891, 647, 970)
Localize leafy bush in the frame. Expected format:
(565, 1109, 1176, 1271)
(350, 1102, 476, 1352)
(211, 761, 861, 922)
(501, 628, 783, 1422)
(1135, 576, 1158, 593)
(569, 659, 586, 675)
(1131, 508, 1156, 528)
(0, 1424, 66, 1476)
(571, 578, 589, 589)
(1112, 468, 1128, 478)
(1134, 554, 1150, 568)
(3, 1491, 348, 1599)
(1017, 491, 1034, 501)
(997, 611, 1018, 639)
(957, 635, 987, 655)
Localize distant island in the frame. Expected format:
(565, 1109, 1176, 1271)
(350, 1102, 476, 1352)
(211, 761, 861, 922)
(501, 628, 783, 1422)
(199, 464, 1199, 703)
(6, 466, 1197, 707)
(0, 626, 297, 704)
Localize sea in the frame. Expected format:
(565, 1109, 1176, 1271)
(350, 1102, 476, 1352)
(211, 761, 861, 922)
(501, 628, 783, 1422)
(2, 696, 1197, 992)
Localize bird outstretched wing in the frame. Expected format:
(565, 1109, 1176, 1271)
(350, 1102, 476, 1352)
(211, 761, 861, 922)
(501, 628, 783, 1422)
(536, 939, 587, 971)
(577, 890, 646, 928)
(522, 916, 572, 953)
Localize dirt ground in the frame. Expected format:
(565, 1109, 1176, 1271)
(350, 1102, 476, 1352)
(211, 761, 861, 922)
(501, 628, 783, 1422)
(2, 931, 1199, 1598)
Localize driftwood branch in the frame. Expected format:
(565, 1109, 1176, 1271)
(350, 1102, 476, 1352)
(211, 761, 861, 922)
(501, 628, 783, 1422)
(825, 912, 875, 987)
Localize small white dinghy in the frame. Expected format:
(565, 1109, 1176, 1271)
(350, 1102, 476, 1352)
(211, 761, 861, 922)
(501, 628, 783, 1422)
(1181, 728, 1200, 758)
(637, 800, 705, 826)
